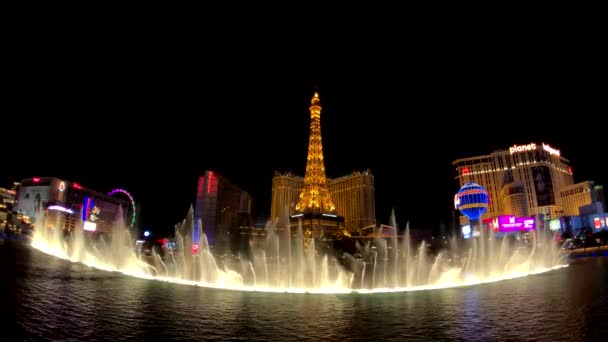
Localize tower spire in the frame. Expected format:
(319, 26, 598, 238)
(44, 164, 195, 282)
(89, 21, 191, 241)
(296, 91, 335, 212)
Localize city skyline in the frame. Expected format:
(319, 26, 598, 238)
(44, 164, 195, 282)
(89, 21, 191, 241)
(2, 3, 604, 234)
(2, 94, 604, 235)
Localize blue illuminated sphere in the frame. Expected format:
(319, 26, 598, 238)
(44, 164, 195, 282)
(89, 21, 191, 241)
(455, 182, 489, 220)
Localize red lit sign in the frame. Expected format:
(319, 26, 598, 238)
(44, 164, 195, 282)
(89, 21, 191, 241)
(73, 183, 83, 190)
(197, 176, 205, 196)
(461, 167, 470, 175)
(594, 217, 601, 229)
(33, 177, 40, 183)
(568, 167, 572, 174)
(192, 244, 199, 254)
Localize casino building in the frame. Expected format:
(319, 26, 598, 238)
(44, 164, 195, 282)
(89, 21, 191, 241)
(15, 177, 130, 234)
(453, 143, 605, 226)
(271, 170, 376, 234)
(193, 170, 253, 251)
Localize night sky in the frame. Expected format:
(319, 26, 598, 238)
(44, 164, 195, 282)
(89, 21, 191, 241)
(2, 3, 604, 235)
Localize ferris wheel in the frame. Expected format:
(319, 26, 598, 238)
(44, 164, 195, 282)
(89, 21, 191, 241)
(108, 188, 136, 227)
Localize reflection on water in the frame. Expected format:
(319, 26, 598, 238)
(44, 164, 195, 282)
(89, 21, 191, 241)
(2, 241, 608, 341)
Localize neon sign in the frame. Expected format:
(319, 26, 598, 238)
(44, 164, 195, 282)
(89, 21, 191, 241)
(542, 143, 560, 157)
(493, 215, 535, 232)
(509, 143, 536, 154)
(73, 183, 83, 190)
(33, 177, 40, 183)
(462, 225, 471, 239)
(48, 205, 74, 214)
(82, 196, 95, 222)
(83, 221, 97, 231)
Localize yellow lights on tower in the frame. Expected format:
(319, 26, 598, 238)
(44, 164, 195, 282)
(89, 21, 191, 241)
(295, 91, 336, 213)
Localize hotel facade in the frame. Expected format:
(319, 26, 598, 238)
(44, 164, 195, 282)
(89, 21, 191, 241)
(270, 170, 376, 234)
(193, 170, 252, 251)
(453, 142, 604, 225)
(15, 177, 130, 234)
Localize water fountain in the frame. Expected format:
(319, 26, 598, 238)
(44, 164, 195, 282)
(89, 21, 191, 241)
(30, 205, 567, 294)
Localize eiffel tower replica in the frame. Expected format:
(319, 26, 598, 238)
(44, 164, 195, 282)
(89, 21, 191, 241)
(289, 91, 346, 245)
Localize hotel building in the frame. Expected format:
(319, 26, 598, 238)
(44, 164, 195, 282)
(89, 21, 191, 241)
(453, 142, 605, 224)
(270, 170, 376, 234)
(193, 170, 253, 251)
(15, 177, 130, 234)
(270, 172, 303, 229)
(329, 170, 376, 233)
(560, 181, 605, 216)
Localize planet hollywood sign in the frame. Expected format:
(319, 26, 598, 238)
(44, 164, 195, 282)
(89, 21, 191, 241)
(508, 143, 560, 157)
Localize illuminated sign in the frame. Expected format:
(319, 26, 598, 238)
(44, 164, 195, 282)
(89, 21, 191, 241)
(462, 225, 471, 239)
(568, 167, 572, 174)
(192, 244, 199, 254)
(543, 143, 559, 157)
(461, 167, 470, 175)
(59, 181, 65, 192)
(549, 219, 561, 231)
(82, 196, 98, 222)
(509, 143, 536, 154)
(33, 177, 40, 183)
(454, 194, 460, 209)
(290, 214, 303, 218)
(48, 205, 74, 214)
(73, 183, 83, 190)
(542, 143, 560, 157)
(486, 215, 535, 232)
(322, 213, 337, 217)
(83, 221, 97, 231)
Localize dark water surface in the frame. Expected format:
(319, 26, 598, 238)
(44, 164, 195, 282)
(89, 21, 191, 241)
(1, 240, 607, 341)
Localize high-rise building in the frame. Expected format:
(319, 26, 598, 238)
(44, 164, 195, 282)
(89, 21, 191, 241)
(270, 172, 304, 229)
(271, 170, 376, 233)
(329, 170, 376, 233)
(193, 170, 252, 251)
(453, 142, 604, 223)
(0, 184, 17, 226)
(560, 181, 605, 216)
(0, 185, 16, 210)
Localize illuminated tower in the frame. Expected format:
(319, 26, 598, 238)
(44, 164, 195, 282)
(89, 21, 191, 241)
(295, 92, 336, 213)
(289, 91, 345, 241)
